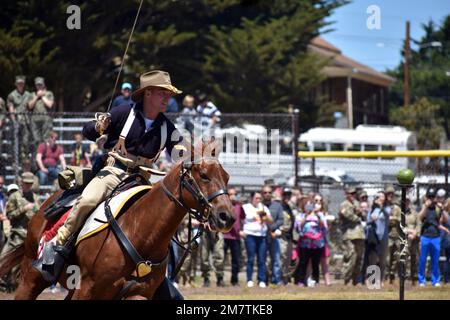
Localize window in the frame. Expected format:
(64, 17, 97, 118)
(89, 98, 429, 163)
(330, 143, 344, 151)
(364, 144, 378, 151)
(313, 142, 327, 152)
(347, 144, 362, 151)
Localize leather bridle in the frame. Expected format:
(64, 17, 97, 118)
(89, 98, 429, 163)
(160, 158, 229, 280)
(160, 159, 228, 224)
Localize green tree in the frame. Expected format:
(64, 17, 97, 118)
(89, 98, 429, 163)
(202, 0, 345, 116)
(0, 0, 345, 116)
(390, 97, 443, 150)
(388, 15, 450, 139)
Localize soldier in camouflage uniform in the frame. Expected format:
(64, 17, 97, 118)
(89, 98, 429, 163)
(279, 187, 295, 284)
(339, 187, 365, 285)
(385, 186, 402, 284)
(404, 196, 421, 284)
(27, 77, 54, 144)
(0, 172, 40, 292)
(7, 76, 32, 162)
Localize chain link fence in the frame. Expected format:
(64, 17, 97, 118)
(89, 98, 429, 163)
(0, 111, 295, 188)
(1, 111, 448, 195)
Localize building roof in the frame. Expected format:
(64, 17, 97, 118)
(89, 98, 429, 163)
(308, 37, 395, 87)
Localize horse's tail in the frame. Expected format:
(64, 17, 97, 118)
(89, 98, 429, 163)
(0, 245, 25, 278)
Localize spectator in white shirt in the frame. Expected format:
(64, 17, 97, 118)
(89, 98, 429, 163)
(242, 191, 273, 288)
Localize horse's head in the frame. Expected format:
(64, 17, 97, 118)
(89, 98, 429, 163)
(166, 139, 236, 233)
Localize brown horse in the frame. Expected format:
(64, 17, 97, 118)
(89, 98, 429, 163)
(0, 140, 235, 299)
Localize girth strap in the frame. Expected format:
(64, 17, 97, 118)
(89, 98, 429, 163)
(104, 174, 168, 279)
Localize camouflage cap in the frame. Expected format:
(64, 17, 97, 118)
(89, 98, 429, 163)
(385, 185, 395, 194)
(359, 191, 368, 198)
(15, 75, 26, 83)
(34, 77, 45, 85)
(345, 186, 356, 194)
(21, 171, 35, 184)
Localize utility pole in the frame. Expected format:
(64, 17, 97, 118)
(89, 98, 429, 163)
(404, 21, 411, 107)
(346, 75, 353, 128)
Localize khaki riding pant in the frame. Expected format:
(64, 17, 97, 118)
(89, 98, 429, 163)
(55, 166, 127, 245)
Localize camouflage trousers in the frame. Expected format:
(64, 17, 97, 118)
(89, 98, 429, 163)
(30, 117, 52, 144)
(200, 231, 224, 280)
(279, 236, 294, 283)
(0, 229, 26, 291)
(342, 239, 365, 285)
(18, 122, 31, 162)
(405, 239, 420, 281)
(387, 237, 402, 281)
(179, 244, 199, 285)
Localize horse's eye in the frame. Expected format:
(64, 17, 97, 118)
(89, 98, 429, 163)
(199, 172, 210, 181)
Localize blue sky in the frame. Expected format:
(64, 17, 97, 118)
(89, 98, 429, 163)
(321, 0, 449, 72)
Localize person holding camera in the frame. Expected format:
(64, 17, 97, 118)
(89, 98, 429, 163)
(364, 191, 390, 286)
(242, 191, 273, 288)
(418, 188, 449, 287)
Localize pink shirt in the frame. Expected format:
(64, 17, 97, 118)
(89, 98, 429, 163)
(223, 203, 245, 240)
(37, 143, 63, 167)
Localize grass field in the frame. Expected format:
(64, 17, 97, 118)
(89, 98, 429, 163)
(0, 281, 449, 300)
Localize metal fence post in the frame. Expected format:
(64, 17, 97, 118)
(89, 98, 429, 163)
(445, 156, 449, 191)
(13, 121, 19, 181)
(292, 108, 300, 187)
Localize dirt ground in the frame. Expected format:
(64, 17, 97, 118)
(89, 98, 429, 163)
(1, 280, 449, 300)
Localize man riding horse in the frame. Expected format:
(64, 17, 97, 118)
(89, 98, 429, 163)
(33, 70, 187, 290)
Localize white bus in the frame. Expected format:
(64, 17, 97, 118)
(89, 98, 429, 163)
(298, 125, 417, 182)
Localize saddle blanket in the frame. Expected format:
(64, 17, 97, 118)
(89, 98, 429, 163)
(38, 185, 152, 256)
(76, 185, 152, 245)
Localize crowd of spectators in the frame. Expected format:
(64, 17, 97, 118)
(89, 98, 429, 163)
(173, 184, 450, 289)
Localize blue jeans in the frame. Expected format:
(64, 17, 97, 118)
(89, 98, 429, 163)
(418, 236, 441, 285)
(245, 235, 267, 283)
(267, 236, 282, 284)
(224, 239, 241, 284)
(37, 166, 59, 185)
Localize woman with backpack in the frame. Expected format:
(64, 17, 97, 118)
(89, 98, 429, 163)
(293, 201, 327, 287)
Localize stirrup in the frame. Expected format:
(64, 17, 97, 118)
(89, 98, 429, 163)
(32, 242, 71, 284)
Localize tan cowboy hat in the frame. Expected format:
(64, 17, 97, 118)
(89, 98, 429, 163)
(131, 70, 182, 102)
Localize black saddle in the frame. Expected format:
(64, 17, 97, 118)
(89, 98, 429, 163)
(44, 188, 83, 222)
